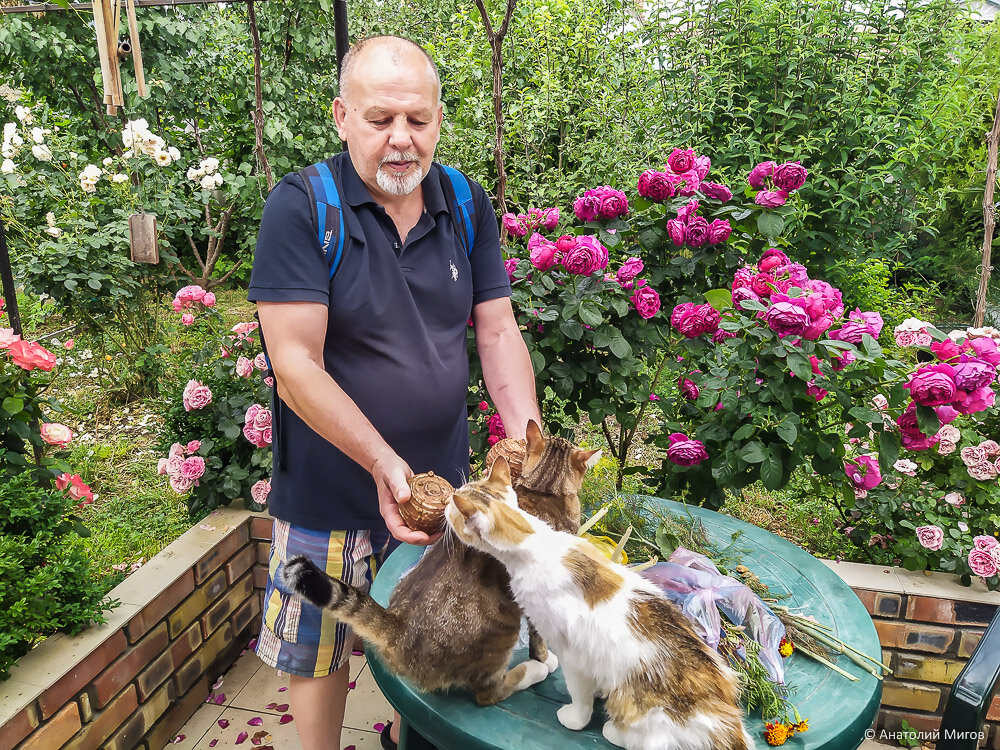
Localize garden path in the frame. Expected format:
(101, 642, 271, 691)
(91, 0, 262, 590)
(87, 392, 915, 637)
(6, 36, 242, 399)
(170, 648, 390, 749)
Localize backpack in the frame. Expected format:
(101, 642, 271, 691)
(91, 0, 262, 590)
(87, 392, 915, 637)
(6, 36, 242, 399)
(296, 156, 477, 279)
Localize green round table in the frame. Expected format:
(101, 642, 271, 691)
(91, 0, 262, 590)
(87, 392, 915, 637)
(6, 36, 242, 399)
(367, 497, 882, 749)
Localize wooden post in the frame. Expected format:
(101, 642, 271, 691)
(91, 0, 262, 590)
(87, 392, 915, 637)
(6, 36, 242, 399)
(974, 88, 1000, 328)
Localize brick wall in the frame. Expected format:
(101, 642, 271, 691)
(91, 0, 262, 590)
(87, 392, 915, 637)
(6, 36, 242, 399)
(0, 508, 268, 750)
(829, 560, 1000, 749)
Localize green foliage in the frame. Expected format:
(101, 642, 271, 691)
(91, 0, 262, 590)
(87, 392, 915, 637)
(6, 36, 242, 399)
(0, 470, 117, 680)
(158, 311, 272, 516)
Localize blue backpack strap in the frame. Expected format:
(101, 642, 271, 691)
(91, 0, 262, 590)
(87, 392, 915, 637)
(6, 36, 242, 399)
(439, 164, 475, 257)
(297, 158, 348, 279)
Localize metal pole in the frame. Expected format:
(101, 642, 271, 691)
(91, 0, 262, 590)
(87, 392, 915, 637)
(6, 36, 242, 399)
(0, 218, 23, 337)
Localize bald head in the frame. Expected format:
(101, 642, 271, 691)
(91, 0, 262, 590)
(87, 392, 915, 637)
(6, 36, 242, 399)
(339, 36, 441, 106)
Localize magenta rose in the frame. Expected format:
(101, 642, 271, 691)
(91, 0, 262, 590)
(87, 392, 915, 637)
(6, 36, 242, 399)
(676, 304, 721, 338)
(540, 207, 560, 230)
(597, 188, 629, 219)
(666, 148, 696, 175)
(707, 219, 732, 245)
(502, 213, 528, 237)
(732, 267, 754, 290)
(897, 403, 939, 451)
(562, 242, 600, 276)
(677, 199, 700, 223)
(504, 258, 518, 281)
(953, 358, 997, 391)
(685, 216, 710, 247)
(556, 235, 578, 255)
(905, 363, 958, 407)
(667, 218, 687, 247)
(765, 301, 811, 337)
(758, 248, 788, 273)
(915, 525, 944, 551)
(679, 377, 699, 400)
(969, 549, 999, 578)
(773, 161, 808, 191)
(747, 161, 776, 189)
(750, 273, 775, 297)
(617, 257, 644, 284)
(802, 279, 844, 319)
(579, 235, 608, 271)
(666, 432, 708, 466)
(732, 286, 761, 311)
(631, 285, 661, 319)
(969, 337, 1000, 366)
(713, 328, 738, 343)
(182, 380, 213, 411)
(573, 194, 600, 222)
(954, 386, 996, 415)
(638, 170, 675, 201)
(755, 190, 789, 207)
(693, 155, 711, 179)
(845, 455, 882, 490)
(529, 238, 559, 271)
(700, 181, 732, 202)
(671, 302, 697, 328)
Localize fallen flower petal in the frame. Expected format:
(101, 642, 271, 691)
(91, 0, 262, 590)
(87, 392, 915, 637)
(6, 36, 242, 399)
(274, 704, 288, 712)
(277, 686, 287, 692)
(212, 678, 224, 690)
(247, 717, 263, 726)
(373, 722, 386, 733)
(279, 714, 294, 724)
(217, 719, 229, 729)
(236, 731, 249, 744)
(170, 735, 185, 744)
(252, 730, 269, 745)
(347, 681, 356, 690)
(214, 693, 226, 704)
(206, 694, 216, 703)
(209, 741, 218, 747)
(264, 703, 277, 710)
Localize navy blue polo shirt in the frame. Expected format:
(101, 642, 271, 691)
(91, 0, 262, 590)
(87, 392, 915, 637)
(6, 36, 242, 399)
(248, 152, 510, 531)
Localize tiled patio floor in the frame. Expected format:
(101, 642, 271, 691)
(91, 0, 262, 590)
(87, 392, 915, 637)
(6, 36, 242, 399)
(169, 645, 896, 750)
(169, 647, 392, 749)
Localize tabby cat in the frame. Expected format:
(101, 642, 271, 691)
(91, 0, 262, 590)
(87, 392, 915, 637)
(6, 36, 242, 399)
(446, 463, 753, 750)
(279, 421, 599, 706)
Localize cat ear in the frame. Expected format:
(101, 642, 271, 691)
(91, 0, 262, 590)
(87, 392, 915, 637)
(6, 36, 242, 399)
(452, 492, 480, 519)
(525, 419, 545, 459)
(573, 448, 602, 472)
(488, 455, 512, 487)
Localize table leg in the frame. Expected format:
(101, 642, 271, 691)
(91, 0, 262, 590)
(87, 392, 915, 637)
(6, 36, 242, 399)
(397, 718, 437, 750)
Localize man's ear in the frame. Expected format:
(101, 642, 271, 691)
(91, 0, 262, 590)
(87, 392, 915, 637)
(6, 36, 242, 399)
(333, 97, 349, 142)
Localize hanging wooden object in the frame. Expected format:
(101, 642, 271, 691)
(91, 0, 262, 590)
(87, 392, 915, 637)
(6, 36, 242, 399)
(125, 0, 147, 97)
(90, 0, 148, 115)
(128, 212, 159, 264)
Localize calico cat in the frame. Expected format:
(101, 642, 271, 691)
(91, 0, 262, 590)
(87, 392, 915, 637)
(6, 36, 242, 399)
(279, 422, 599, 706)
(446, 462, 753, 750)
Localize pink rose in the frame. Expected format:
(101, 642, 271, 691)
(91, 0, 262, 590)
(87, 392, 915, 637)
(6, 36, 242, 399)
(666, 148, 696, 175)
(0, 328, 20, 349)
(487, 413, 506, 439)
(252, 408, 272, 432)
(236, 357, 254, 378)
(186, 440, 201, 453)
(758, 248, 788, 273)
(961, 445, 987, 467)
(932, 339, 963, 362)
(773, 161, 808, 191)
(56, 473, 94, 504)
(264, 376, 274, 388)
(952, 359, 996, 391)
(732, 287, 761, 312)
(169, 474, 194, 494)
(179, 456, 206, 481)
(182, 380, 213, 411)
(765, 300, 811, 337)
(845, 455, 881, 490)
(973, 535, 1000, 553)
(231, 321, 259, 335)
(700, 181, 732, 202)
(630, 285, 661, 320)
(755, 190, 789, 207)
(261, 427, 272, 445)
(502, 213, 528, 237)
(954, 386, 995, 415)
(679, 377, 699, 400)
(893, 459, 918, 477)
(529, 235, 559, 271)
(40, 422, 74, 447)
(732, 267, 754, 290)
(7, 340, 57, 371)
(915, 525, 944, 551)
(573, 194, 600, 222)
(968, 461, 998, 481)
(969, 337, 1000, 366)
(617, 257, 644, 284)
(666, 218, 687, 246)
(938, 440, 957, 455)
(684, 216, 710, 247)
(936, 424, 961, 443)
(969, 549, 999, 578)
(747, 161, 776, 189)
(504, 258, 518, 281)
(637, 170, 675, 201)
(172, 298, 184, 312)
(254, 353, 268, 371)
(692, 155, 711, 180)
(597, 189, 629, 219)
(202, 292, 217, 308)
(555, 235, 577, 255)
(251, 479, 271, 505)
(905, 363, 957, 407)
(981, 440, 1000, 457)
(895, 330, 918, 347)
(750, 273, 774, 298)
(176, 285, 206, 304)
(562, 238, 601, 276)
(157, 458, 169, 475)
(666, 432, 708, 467)
(944, 492, 965, 506)
(540, 207, 560, 231)
(181, 313, 195, 326)
(707, 219, 732, 245)
(675, 303, 720, 337)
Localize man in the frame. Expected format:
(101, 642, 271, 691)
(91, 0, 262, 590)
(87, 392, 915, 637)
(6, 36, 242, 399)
(249, 35, 541, 750)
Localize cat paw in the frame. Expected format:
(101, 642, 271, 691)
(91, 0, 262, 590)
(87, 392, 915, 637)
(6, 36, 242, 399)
(279, 556, 333, 607)
(602, 720, 628, 748)
(543, 651, 559, 673)
(557, 704, 592, 731)
(515, 660, 550, 691)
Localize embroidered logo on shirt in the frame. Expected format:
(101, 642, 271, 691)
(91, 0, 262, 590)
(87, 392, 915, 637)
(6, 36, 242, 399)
(450, 260, 459, 282)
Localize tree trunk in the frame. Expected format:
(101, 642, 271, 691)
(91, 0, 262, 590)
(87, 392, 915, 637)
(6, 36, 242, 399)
(973, 89, 1000, 327)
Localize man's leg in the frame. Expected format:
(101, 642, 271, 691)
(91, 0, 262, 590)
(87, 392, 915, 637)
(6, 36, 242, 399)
(288, 662, 351, 750)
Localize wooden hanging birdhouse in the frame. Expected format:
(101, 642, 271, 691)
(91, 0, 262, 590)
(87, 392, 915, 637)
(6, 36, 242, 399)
(128, 212, 158, 264)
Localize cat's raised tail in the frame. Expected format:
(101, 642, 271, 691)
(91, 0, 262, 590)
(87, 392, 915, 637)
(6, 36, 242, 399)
(278, 556, 400, 651)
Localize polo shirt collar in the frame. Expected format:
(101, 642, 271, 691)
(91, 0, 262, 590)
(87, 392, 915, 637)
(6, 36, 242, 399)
(340, 152, 449, 216)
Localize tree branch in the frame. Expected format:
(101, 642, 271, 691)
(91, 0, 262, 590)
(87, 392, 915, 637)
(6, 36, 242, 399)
(247, 0, 274, 191)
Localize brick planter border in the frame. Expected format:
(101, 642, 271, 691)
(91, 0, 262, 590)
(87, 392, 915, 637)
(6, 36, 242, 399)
(2, 513, 999, 749)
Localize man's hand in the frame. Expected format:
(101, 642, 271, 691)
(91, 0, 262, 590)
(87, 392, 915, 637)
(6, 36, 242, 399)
(372, 453, 441, 545)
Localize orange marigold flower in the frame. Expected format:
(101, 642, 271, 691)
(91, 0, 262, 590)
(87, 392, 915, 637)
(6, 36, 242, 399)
(764, 722, 789, 746)
(796, 719, 809, 732)
(779, 637, 794, 657)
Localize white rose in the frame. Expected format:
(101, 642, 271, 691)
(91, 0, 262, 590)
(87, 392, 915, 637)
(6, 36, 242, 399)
(1, 144, 15, 159)
(80, 179, 97, 193)
(14, 105, 32, 124)
(0, 84, 19, 103)
(201, 157, 220, 173)
(2, 122, 16, 139)
(102, 156, 114, 167)
(112, 173, 128, 183)
(212, 172, 224, 188)
(69, 151, 78, 159)
(154, 151, 171, 166)
(199, 174, 216, 190)
(45, 226, 62, 238)
(0, 159, 13, 174)
(31, 144, 52, 161)
(81, 164, 102, 180)
(45, 211, 55, 227)
(167, 146, 180, 160)
(186, 166, 203, 181)
(30, 127, 47, 144)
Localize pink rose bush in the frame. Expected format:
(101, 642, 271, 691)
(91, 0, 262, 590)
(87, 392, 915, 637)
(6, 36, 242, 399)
(171, 284, 217, 326)
(182, 380, 213, 411)
(157, 441, 207, 494)
(747, 159, 808, 207)
(243, 404, 273, 448)
(665, 433, 708, 467)
(501, 207, 560, 237)
(56, 473, 95, 505)
(573, 186, 629, 222)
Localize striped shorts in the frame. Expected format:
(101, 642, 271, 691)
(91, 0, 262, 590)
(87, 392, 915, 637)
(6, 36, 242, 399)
(256, 520, 397, 678)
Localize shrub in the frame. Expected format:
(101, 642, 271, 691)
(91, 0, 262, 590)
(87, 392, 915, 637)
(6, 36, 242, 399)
(0, 470, 116, 680)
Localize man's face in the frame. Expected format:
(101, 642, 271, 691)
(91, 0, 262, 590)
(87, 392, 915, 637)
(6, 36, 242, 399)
(334, 49, 443, 202)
